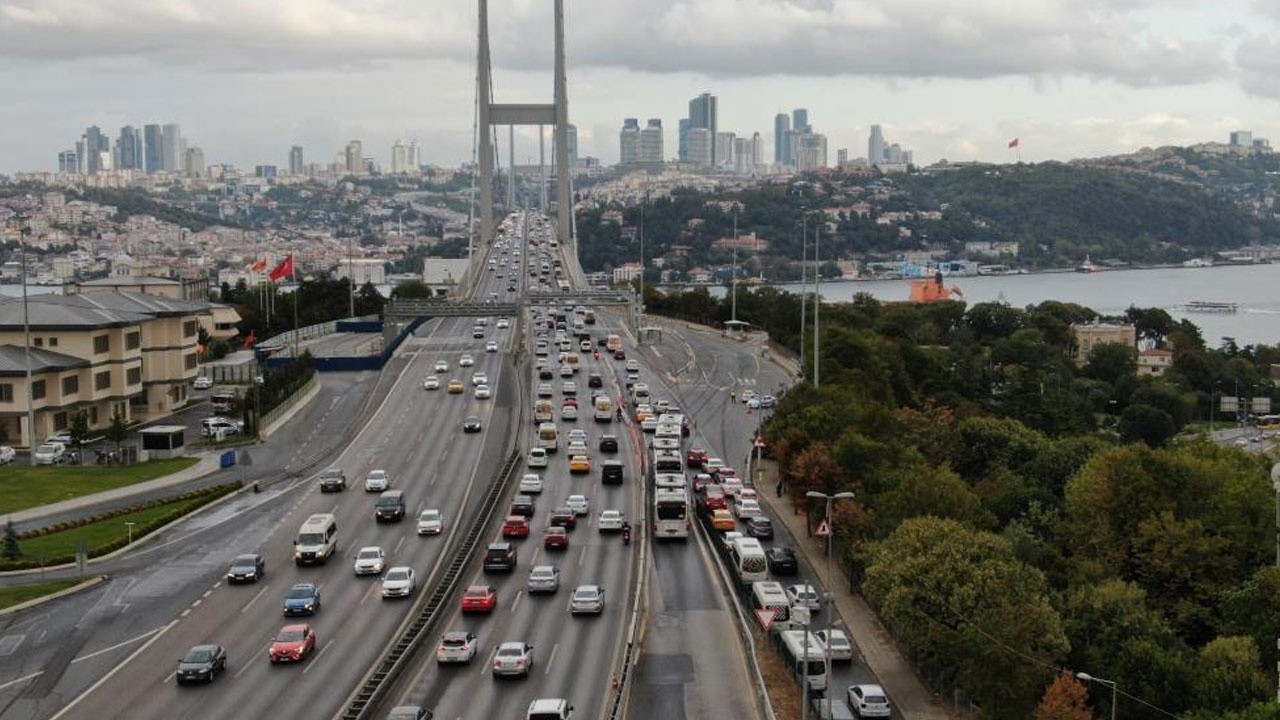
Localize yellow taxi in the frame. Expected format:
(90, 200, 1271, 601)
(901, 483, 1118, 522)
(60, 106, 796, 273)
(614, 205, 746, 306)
(569, 454, 591, 474)
(634, 404, 654, 422)
(447, 379, 464, 394)
(710, 509, 736, 531)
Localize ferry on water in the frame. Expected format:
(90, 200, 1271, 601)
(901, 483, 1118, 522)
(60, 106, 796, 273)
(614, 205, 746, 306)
(1075, 255, 1100, 273)
(1183, 301, 1239, 313)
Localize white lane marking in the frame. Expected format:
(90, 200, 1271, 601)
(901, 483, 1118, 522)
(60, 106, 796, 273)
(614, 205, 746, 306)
(480, 646, 498, 676)
(359, 581, 379, 606)
(47, 619, 178, 720)
(394, 536, 405, 555)
(577, 545, 587, 567)
(511, 590, 524, 614)
(180, 609, 191, 618)
(0, 670, 42, 692)
(211, 581, 221, 590)
(240, 584, 270, 614)
(234, 647, 266, 677)
(544, 642, 559, 675)
(301, 640, 333, 674)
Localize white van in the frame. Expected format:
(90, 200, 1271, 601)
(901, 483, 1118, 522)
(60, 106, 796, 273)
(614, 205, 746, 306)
(537, 422, 559, 454)
(751, 581, 791, 622)
(630, 383, 650, 407)
(294, 513, 338, 565)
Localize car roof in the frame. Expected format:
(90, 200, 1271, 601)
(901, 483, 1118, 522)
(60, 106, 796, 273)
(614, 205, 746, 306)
(279, 623, 310, 633)
(232, 553, 260, 561)
(291, 582, 317, 590)
(465, 584, 492, 592)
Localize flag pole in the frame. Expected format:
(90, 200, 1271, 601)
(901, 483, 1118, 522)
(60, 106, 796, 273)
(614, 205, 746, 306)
(291, 255, 299, 360)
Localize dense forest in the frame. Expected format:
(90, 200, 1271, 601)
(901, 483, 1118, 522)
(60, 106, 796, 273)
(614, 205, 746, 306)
(646, 285, 1280, 719)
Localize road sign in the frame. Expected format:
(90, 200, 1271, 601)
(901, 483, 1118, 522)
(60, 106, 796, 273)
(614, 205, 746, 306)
(815, 519, 831, 538)
(754, 609, 779, 630)
(753, 438, 766, 449)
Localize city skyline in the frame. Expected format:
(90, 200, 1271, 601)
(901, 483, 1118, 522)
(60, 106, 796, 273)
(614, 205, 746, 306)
(2, 0, 1280, 173)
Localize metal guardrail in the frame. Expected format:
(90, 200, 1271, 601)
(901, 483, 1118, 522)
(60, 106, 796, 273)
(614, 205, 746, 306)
(337, 449, 520, 720)
(383, 299, 520, 320)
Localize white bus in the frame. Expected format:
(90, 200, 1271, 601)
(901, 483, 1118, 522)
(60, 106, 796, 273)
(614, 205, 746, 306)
(751, 581, 791, 623)
(729, 537, 768, 584)
(653, 488, 690, 540)
(779, 630, 829, 692)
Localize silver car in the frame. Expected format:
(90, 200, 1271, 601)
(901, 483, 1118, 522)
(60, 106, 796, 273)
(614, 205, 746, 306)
(526, 565, 560, 594)
(353, 546, 385, 576)
(570, 584, 605, 615)
(491, 642, 534, 678)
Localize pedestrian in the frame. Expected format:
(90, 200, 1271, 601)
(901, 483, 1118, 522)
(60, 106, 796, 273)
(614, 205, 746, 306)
(730, 390, 736, 403)
(776, 480, 783, 498)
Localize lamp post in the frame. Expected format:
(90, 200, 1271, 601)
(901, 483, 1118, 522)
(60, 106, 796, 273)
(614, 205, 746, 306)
(799, 210, 807, 379)
(125, 521, 136, 545)
(813, 222, 820, 388)
(14, 212, 35, 449)
(806, 489, 855, 718)
(1076, 671, 1117, 720)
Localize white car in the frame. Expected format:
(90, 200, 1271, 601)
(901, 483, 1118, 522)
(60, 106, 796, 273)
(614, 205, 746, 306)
(625, 359, 639, 372)
(434, 360, 449, 373)
(497, 318, 510, 329)
(570, 584, 605, 615)
(559, 365, 574, 378)
(847, 684, 892, 718)
(814, 629, 854, 661)
(192, 376, 213, 390)
(459, 354, 475, 367)
(561, 403, 578, 420)
(640, 417, 658, 433)
(537, 383, 553, 398)
(423, 375, 440, 390)
(416, 509, 444, 535)
(353, 546, 386, 575)
(746, 397, 761, 409)
(722, 477, 744, 497)
(597, 510, 625, 532)
(436, 631, 478, 664)
(786, 584, 822, 611)
(741, 389, 759, 404)
(474, 384, 491, 400)
(561, 381, 577, 395)
(32, 442, 66, 465)
(0, 446, 15, 465)
(565, 494, 589, 516)
(381, 567, 416, 598)
(734, 498, 762, 519)
(485, 341, 499, 353)
(471, 372, 488, 386)
(518, 474, 544, 494)
(526, 565, 560, 593)
(491, 642, 535, 678)
(567, 429, 587, 443)
(566, 440, 588, 455)
(365, 469, 390, 492)
(528, 447, 549, 468)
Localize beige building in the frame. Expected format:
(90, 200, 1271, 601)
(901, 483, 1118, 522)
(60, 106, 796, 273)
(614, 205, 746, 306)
(1070, 323, 1136, 366)
(0, 292, 208, 447)
(1138, 348, 1174, 377)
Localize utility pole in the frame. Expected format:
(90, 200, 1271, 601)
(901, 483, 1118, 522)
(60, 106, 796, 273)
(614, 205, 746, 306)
(813, 223, 820, 388)
(15, 213, 35, 448)
(799, 211, 807, 379)
(731, 211, 738, 323)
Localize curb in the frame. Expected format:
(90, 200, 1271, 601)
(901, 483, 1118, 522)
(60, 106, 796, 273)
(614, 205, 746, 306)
(0, 574, 109, 617)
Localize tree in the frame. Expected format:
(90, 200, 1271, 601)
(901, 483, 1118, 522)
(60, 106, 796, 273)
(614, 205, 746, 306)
(2, 519, 20, 560)
(1082, 342, 1137, 386)
(391, 279, 432, 299)
(1191, 636, 1271, 713)
(1117, 403, 1176, 447)
(1033, 671, 1092, 720)
(68, 410, 91, 460)
(104, 411, 129, 455)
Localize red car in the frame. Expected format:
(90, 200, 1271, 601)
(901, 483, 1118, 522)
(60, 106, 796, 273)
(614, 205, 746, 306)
(703, 486, 728, 511)
(549, 507, 578, 530)
(613, 349, 626, 360)
(543, 526, 569, 550)
(268, 623, 317, 663)
(462, 585, 498, 612)
(563, 397, 579, 408)
(686, 448, 708, 467)
(501, 515, 530, 538)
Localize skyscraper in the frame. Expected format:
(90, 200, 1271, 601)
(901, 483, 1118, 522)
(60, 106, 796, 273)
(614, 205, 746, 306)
(687, 92, 718, 165)
(407, 140, 421, 171)
(792, 108, 810, 134)
(639, 119, 663, 163)
(868, 125, 887, 166)
(391, 140, 411, 174)
(619, 118, 641, 165)
(678, 118, 690, 162)
(58, 150, 78, 174)
(795, 133, 828, 171)
(116, 126, 143, 170)
(837, 149, 848, 167)
(565, 124, 579, 167)
(162, 123, 182, 173)
(774, 113, 791, 164)
(144, 124, 163, 174)
(751, 132, 762, 168)
(184, 147, 204, 178)
(687, 128, 713, 167)
(345, 140, 363, 174)
(715, 132, 736, 169)
(288, 145, 305, 175)
(81, 126, 109, 175)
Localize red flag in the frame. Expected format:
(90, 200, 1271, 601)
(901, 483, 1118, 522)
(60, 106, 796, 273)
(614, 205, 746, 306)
(1008, 138, 1019, 149)
(249, 257, 267, 273)
(268, 254, 294, 282)
(242, 330, 256, 349)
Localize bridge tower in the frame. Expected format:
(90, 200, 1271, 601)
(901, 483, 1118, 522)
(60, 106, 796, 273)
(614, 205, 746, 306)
(477, 0, 572, 251)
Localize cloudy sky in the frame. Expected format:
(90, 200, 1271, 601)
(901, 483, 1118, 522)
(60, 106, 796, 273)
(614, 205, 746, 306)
(2, 0, 1279, 173)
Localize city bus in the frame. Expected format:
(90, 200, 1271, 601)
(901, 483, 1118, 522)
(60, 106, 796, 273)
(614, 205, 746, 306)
(779, 630, 828, 692)
(653, 488, 690, 540)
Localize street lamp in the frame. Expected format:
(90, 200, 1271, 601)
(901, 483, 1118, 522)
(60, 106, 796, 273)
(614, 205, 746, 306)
(13, 212, 35, 450)
(807, 490, 853, 720)
(124, 521, 136, 545)
(1076, 671, 1117, 720)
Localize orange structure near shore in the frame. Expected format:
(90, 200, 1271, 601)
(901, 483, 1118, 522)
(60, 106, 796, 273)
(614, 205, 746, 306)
(909, 272, 964, 302)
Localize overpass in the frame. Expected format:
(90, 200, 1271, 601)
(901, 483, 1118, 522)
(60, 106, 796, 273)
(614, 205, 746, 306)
(382, 299, 521, 322)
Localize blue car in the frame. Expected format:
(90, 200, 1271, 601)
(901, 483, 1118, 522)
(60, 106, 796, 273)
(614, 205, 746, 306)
(283, 583, 321, 616)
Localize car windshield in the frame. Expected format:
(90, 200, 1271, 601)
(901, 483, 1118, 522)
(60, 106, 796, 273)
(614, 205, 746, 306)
(420, 511, 439, 521)
(358, 549, 381, 559)
(386, 570, 409, 581)
(231, 557, 256, 568)
(37, 444, 58, 453)
(183, 648, 213, 663)
(287, 586, 314, 598)
(497, 647, 523, 657)
(276, 629, 305, 642)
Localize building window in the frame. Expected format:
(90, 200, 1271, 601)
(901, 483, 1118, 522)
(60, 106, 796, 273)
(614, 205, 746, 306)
(62, 375, 79, 395)
(184, 353, 198, 370)
(0, 384, 11, 403)
(126, 367, 142, 385)
(95, 370, 111, 391)
(93, 335, 109, 354)
(33, 338, 43, 347)
(183, 320, 198, 337)
(53, 411, 67, 431)
(49, 337, 57, 347)
(89, 406, 99, 424)
(32, 380, 45, 400)
(126, 331, 141, 350)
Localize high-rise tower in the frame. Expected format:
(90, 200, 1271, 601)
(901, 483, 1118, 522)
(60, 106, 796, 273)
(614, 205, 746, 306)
(640, 119, 663, 163)
(774, 113, 791, 165)
(687, 93, 718, 166)
(619, 118, 640, 165)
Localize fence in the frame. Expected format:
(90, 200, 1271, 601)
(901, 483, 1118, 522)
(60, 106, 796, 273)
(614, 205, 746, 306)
(259, 375, 318, 435)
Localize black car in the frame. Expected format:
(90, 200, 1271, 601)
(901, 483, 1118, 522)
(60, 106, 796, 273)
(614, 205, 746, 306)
(598, 434, 619, 453)
(387, 706, 432, 720)
(462, 416, 483, 433)
(587, 373, 603, 389)
(375, 489, 406, 522)
(225, 553, 265, 583)
(745, 516, 774, 539)
(483, 542, 517, 572)
(765, 546, 799, 575)
(510, 494, 536, 517)
(601, 460, 624, 485)
(539, 367, 554, 380)
(176, 644, 227, 684)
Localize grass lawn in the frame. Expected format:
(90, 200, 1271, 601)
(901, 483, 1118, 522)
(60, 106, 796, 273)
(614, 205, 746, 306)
(0, 457, 200, 515)
(14, 498, 208, 562)
(0, 579, 84, 611)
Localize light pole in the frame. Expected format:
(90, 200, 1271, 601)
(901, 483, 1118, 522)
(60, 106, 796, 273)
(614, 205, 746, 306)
(1076, 671, 1117, 720)
(14, 212, 35, 449)
(806, 489, 855, 719)
(799, 210, 807, 379)
(813, 222, 820, 388)
(125, 521, 136, 545)
(731, 211, 738, 324)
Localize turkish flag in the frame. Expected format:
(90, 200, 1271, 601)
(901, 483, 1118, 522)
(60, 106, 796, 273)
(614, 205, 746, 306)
(268, 254, 294, 282)
(1008, 138, 1020, 149)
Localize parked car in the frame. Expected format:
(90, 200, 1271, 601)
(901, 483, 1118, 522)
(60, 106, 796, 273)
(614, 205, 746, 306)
(0, 446, 14, 465)
(847, 684, 892, 718)
(814, 629, 854, 662)
(192, 376, 213, 390)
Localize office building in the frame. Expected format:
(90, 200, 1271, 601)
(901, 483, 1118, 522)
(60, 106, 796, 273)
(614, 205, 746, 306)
(345, 140, 363, 174)
(715, 132, 736, 169)
(868, 124, 887, 165)
(774, 113, 791, 165)
(837, 149, 848, 167)
(184, 147, 204, 178)
(407, 140, 421, 171)
(566, 124, 579, 167)
(143, 124, 164, 174)
(115, 126, 143, 171)
(619, 118, 641, 165)
(288, 145, 305, 175)
(162, 123, 182, 173)
(254, 165, 277, 179)
(57, 150, 78, 174)
(733, 136, 761, 174)
(639, 119, 664, 164)
(687, 93, 718, 165)
(792, 108, 810, 133)
(1230, 131, 1253, 148)
(678, 118, 691, 162)
(81, 126, 109, 175)
(795, 133, 828, 171)
(391, 140, 411, 174)
(687, 127, 713, 167)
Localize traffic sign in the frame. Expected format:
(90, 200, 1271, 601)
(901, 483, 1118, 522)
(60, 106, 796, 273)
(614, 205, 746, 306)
(814, 519, 831, 538)
(754, 609, 779, 630)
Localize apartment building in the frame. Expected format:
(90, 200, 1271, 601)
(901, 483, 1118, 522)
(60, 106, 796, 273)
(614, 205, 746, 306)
(0, 292, 207, 447)
(1070, 323, 1136, 366)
